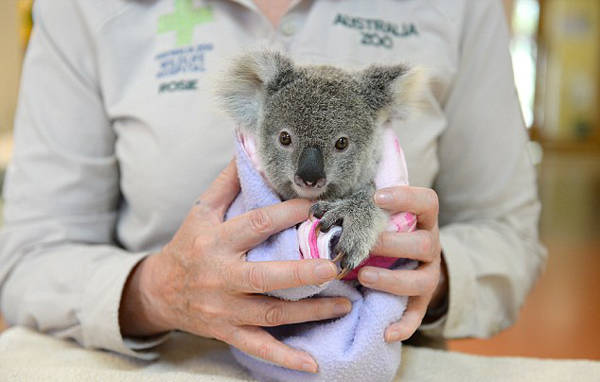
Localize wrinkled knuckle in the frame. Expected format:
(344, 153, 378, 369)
(248, 209, 273, 235)
(377, 232, 391, 251)
(390, 269, 405, 286)
(291, 263, 306, 286)
(310, 303, 325, 320)
(191, 236, 204, 253)
(227, 312, 245, 327)
(192, 233, 215, 256)
(247, 265, 269, 292)
(256, 343, 273, 361)
(199, 303, 222, 322)
(264, 304, 285, 326)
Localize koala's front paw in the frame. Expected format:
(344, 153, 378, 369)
(333, 228, 374, 279)
(310, 199, 383, 279)
(310, 200, 344, 232)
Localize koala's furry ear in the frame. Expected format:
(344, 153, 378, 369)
(216, 50, 296, 129)
(359, 64, 426, 120)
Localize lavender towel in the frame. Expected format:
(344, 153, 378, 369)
(225, 137, 417, 382)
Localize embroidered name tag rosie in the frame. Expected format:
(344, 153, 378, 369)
(333, 13, 418, 49)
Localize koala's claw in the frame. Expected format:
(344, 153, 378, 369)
(311, 197, 379, 279)
(332, 251, 345, 264)
(336, 266, 352, 280)
(332, 251, 352, 279)
(314, 221, 322, 237)
(313, 221, 331, 239)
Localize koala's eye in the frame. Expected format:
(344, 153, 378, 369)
(335, 137, 349, 151)
(279, 131, 292, 146)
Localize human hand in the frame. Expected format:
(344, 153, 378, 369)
(357, 186, 447, 342)
(119, 161, 351, 373)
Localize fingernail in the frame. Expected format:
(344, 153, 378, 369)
(361, 269, 379, 285)
(374, 190, 392, 205)
(315, 262, 337, 281)
(386, 328, 401, 343)
(334, 301, 352, 315)
(300, 357, 318, 373)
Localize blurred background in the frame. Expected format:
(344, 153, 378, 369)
(0, 0, 598, 360)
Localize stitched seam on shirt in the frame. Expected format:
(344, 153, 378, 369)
(33, 6, 98, 95)
(96, 3, 134, 34)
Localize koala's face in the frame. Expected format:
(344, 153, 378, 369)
(217, 51, 422, 200)
(259, 70, 378, 200)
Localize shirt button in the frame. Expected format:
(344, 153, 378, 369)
(280, 21, 296, 36)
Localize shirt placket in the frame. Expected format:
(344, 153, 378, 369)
(225, 0, 307, 53)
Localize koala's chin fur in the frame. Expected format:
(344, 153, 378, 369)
(217, 50, 424, 275)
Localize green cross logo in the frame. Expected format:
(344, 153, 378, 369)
(158, 0, 214, 47)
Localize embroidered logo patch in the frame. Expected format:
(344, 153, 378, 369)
(155, 43, 213, 93)
(155, 43, 213, 78)
(333, 13, 418, 49)
(158, 0, 214, 47)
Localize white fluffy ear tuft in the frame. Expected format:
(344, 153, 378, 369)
(215, 50, 295, 130)
(359, 64, 428, 122)
(389, 66, 428, 119)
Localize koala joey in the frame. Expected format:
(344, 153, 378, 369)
(217, 51, 423, 278)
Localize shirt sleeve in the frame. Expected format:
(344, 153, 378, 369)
(0, 0, 167, 359)
(419, 0, 547, 339)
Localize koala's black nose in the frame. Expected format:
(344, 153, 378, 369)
(295, 146, 326, 188)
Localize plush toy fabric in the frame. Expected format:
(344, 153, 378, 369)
(225, 127, 417, 382)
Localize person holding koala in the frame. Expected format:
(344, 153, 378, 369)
(0, 0, 545, 376)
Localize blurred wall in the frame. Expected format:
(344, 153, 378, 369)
(537, 0, 600, 143)
(0, 0, 22, 134)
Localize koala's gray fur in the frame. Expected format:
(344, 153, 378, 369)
(217, 51, 423, 275)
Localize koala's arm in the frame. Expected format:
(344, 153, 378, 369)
(311, 183, 388, 272)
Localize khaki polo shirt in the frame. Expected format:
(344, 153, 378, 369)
(0, 0, 546, 359)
